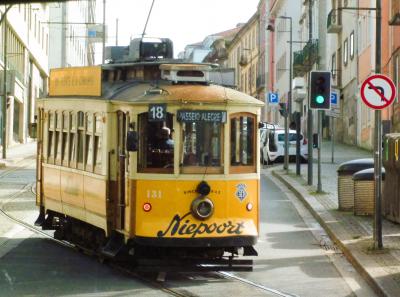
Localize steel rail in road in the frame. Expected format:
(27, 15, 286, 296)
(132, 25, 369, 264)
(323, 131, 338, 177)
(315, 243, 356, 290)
(218, 271, 300, 297)
(0, 157, 298, 297)
(0, 159, 189, 297)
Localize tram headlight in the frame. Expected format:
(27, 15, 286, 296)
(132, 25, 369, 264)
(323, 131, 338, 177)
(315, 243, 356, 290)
(191, 197, 214, 220)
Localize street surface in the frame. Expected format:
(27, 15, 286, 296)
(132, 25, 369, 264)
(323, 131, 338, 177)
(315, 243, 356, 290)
(0, 157, 376, 296)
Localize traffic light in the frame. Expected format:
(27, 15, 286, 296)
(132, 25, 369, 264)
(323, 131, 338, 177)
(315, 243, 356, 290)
(309, 71, 331, 110)
(278, 102, 287, 117)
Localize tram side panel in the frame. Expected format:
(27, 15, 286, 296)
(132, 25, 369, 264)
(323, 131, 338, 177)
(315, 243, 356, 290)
(38, 102, 111, 235)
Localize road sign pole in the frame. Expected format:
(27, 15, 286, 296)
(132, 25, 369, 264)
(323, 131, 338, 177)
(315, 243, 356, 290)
(317, 110, 322, 193)
(331, 119, 334, 163)
(374, 110, 382, 248)
(374, 0, 383, 250)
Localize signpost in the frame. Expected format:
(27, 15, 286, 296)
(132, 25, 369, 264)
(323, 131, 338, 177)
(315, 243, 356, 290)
(360, 74, 396, 249)
(267, 92, 279, 105)
(326, 89, 340, 163)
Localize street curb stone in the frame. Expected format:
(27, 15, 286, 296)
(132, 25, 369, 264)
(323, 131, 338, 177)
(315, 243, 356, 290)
(272, 169, 400, 297)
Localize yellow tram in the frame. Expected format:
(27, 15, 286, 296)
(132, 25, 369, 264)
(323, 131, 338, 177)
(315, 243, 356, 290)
(33, 39, 264, 270)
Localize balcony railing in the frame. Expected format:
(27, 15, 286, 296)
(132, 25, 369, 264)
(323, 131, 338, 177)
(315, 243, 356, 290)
(327, 9, 342, 33)
(293, 39, 319, 77)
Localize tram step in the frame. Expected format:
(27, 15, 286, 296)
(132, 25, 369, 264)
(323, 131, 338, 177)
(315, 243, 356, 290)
(101, 232, 124, 258)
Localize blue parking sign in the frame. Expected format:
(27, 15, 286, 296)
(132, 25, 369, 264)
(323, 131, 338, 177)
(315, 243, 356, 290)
(330, 91, 338, 105)
(268, 92, 279, 104)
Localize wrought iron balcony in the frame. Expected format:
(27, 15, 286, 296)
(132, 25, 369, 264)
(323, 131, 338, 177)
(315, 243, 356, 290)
(327, 9, 342, 33)
(293, 39, 319, 77)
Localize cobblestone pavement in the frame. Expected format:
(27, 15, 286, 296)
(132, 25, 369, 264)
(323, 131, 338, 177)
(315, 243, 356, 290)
(268, 140, 400, 297)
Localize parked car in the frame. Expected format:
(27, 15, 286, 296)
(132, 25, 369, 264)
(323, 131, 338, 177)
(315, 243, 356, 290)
(261, 127, 308, 164)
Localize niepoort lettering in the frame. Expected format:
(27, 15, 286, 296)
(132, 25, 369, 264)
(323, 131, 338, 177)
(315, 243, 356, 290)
(157, 212, 245, 238)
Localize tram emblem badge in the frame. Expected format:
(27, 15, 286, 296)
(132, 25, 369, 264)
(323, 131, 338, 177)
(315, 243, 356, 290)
(235, 184, 247, 201)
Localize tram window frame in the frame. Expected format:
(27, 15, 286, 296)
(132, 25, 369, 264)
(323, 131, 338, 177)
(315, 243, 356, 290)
(61, 111, 70, 167)
(55, 111, 62, 165)
(137, 112, 174, 174)
(180, 121, 224, 174)
(47, 111, 55, 164)
(42, 112, 48, 163)
(93, 114, 103, 174)
(77, 111, 85, 170)
(69, 112, 77, 168)
(229, 112, 256, 174)
(85, 113, 95, 172)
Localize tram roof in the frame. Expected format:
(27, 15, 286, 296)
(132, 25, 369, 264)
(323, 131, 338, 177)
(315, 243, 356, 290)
(103, 80, 264, 106)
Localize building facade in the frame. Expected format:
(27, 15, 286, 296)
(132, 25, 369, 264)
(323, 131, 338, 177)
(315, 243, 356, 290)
(48, 0, 96, 69)
(226, 13, 260, 98)
(266, 0, 303, 126)
(1, 4, 49, 148)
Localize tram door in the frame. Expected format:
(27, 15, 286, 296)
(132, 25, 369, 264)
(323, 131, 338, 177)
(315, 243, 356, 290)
(116, 111, 127, 230)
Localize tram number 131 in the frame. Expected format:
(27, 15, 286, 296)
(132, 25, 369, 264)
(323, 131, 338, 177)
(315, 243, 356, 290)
(148, 104, 167, 122)
(147, 190, 162, 199)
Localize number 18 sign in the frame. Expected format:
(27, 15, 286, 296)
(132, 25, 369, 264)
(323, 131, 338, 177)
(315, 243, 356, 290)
(148, 104, 167, 121)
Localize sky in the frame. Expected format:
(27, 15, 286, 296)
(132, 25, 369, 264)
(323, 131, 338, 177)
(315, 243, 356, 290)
(102, 0, 260, 59)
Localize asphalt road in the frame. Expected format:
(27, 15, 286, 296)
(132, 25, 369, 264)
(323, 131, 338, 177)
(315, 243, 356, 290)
(0, 160, 376, 296)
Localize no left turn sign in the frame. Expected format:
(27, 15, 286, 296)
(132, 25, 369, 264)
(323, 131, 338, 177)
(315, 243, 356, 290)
(360, 74, 397, 110)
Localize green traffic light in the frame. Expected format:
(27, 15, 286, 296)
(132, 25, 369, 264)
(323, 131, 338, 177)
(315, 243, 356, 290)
(316, 95, 324, 104)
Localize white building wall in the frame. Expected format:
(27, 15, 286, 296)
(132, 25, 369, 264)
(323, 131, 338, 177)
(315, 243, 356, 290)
(1, 4, 49, 146)
(49, 1, 94, 69)
(270, 0, 302, 127)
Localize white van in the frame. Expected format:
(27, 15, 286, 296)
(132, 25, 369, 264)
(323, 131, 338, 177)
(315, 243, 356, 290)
(261, 128, 308, 164)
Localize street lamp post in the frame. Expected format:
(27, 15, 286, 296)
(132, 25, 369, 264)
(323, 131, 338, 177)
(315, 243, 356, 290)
(279, 16, 293, 172)
(268, 16, 293, 171)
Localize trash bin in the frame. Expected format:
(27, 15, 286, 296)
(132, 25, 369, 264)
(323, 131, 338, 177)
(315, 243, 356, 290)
(382, 134, 400, 222)
(353, 168, 385, 216)
(392, 135, 400, 223)
(337, 158, 374, 211)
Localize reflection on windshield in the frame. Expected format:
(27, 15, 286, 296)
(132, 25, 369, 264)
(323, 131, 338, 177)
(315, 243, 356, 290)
(277, 133, 303, 142)
(182, 122, 222, 167)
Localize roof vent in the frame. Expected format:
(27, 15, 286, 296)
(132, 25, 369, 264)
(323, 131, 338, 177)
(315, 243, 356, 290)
(160, 64, 211, 83)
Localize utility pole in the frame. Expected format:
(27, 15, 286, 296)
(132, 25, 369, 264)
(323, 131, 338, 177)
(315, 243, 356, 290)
(2, 7, 10, 159)
(374, 0, 383, 249)
(307, 0, 313, 185)
(102, 0, 106, 64)
(116, 18, 119, 46)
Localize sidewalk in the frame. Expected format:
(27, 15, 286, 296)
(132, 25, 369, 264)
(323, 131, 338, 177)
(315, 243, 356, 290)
(269, 140, 400, 297)
(0, 142, 36, 172)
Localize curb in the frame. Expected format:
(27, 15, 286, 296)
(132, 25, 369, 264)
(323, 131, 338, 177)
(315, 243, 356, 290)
(271, 170, 389, 297)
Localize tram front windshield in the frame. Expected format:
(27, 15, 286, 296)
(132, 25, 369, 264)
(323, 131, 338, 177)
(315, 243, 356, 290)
(181, 121, 222, 168)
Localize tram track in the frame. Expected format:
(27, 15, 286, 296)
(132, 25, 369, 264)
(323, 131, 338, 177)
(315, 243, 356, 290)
(0, 158, 298, 297)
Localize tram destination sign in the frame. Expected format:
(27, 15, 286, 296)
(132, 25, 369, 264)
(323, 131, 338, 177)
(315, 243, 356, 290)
(177, 110, 227, 123)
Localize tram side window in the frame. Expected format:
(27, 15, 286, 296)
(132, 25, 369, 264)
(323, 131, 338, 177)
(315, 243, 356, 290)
(70, 113, 77, 167)
(47, 112, 55, 163)
(85, 113, 94, 171)
(77, 111, 85, 169)
(230, 113, 255, 173)
(94, 115, 103, 173)
(55, 111, 62, 165)
(61, 112, 69, 167)
(138, 112, 174, 173)
(181, 121, 223, 174)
